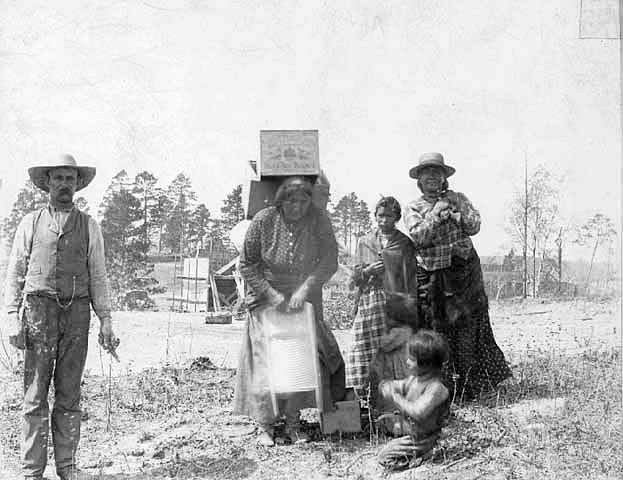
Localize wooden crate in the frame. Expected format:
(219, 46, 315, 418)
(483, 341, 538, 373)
(259, 130, 320, 177)
(320, 388, 361, 434)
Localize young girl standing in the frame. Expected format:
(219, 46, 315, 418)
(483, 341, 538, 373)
(345, 196, 418, 398)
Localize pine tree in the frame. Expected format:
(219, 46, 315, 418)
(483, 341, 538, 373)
(330, 193, 372, 256)
(132, 171, 158, 252)
(164, 173, 197, 255)
(354, 199, 372, 241)
(188, 203, 212, 251)
(1, 180, 48, 249)
(100, 170, 163, 309)
(213, 184, 244, 249)
(150, 187, 172, 254)
(220, 184, 244, 232)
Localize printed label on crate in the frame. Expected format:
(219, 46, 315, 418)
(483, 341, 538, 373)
(260, 130, 320, 176)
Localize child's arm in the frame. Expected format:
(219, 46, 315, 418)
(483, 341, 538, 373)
(379, 378, 407, 401)
(391, 381, 449, 422)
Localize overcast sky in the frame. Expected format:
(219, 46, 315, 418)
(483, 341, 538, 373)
(0, 0, 620, 260)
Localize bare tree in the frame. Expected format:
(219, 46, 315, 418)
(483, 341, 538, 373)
(507, 163, 561, 297)
(550, 218, 577, 295)
(575, 214, 617, 293)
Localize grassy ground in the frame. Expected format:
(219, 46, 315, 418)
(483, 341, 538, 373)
(0, 346, 620, 479)
(0, 298, 621, 479)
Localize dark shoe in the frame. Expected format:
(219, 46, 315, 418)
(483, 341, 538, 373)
(57, 467, 92, 480)
(283, 424, 310, 444)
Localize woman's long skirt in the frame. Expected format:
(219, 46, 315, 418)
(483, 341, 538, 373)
(420, 251, 512, 399)
(345, 286, 389, 397)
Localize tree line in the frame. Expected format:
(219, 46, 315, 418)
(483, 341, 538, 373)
(0, 171, 374, 307)
(506, 162, 617, 297)
(0, 171, 246, 308)
(1, 166, 616, 305)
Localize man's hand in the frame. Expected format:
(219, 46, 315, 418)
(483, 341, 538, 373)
(364, 260, 385, 279)
(6, 311, 25, 350)
(98, 318, 120, 360)
(288, 282, 310, 310)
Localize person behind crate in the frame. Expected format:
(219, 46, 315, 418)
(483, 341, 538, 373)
(345, 196, 420, 399)
(404, 152, 511, 400)
(376, 329, 450, 471)
(3, 154, 118, 480)
(232, 175, 346, 446)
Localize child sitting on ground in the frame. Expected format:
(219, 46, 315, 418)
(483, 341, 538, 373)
(376, 329, 450, 470)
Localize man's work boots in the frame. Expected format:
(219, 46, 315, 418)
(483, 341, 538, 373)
(57, 467, 93, 480)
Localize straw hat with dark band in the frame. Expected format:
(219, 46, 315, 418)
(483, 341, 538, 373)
(28, 154, 96, 192)
(409, 152, 455, 179)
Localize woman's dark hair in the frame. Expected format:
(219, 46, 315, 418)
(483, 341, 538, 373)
(375, 196, 402, 222)
(406, 329, 449, 371)
(274, 176, 314, 205)
(416, 178, 449, 193)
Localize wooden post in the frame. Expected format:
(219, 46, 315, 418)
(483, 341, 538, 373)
(180, 255, 185, 312)
(171, 254, 177, 312)
(555, 227, 563, 295)
(523, 151, 528, 299)
(194, 246, 200, 313)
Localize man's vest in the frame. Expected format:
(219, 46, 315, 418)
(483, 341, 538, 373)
(24, 208, 90, 300)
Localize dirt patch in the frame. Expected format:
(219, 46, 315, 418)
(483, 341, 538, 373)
(79, 298, 620, 379)
(0, 298, 620, 479)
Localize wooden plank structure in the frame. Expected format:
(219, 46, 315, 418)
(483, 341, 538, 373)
(166, 252, 243, 324)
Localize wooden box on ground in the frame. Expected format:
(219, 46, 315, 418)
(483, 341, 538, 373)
(259, 130, 320, 177)
(320, 388, 361, 434)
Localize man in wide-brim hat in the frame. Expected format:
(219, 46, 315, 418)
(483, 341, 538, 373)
(27, 154, 97, 193)
(4, 154, 118, 480)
